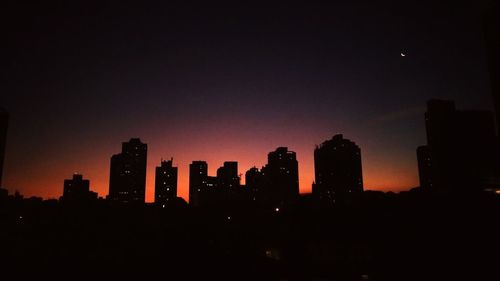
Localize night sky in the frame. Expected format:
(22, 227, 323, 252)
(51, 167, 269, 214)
(1, 0, 493, 202)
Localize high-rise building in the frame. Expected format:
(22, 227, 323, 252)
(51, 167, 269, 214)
(189, 160, 245, 206)
(108, 138, 147, 203)
(417, 100, 500, 191)
(61, 173, 97, 201)
(245, 166, 265, 202)
(0, 108, 8, 187)
(217, 161, 240, 200)
(154, 158, 178, 206)
(264, 147, 299, 204)
(189, 161, 208, 207)
(206, 175, 219, 203)
(313, 134, 363, 203)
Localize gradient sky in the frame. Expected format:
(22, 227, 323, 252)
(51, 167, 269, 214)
(1, 0, 494, 202)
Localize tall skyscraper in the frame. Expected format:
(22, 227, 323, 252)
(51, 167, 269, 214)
(0, 108, 8, 187)
(61, 173, 97, 201)
(108, 138, 147, 203)
(217, 161, 240, 200)
(264, 147, 299, 204)
(189, 161, 208, 207)
(154, 158, 178, 206)
(313, 134, 363, 203)
(417, 100, 500, 192)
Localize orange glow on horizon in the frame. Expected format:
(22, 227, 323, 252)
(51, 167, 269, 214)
(3, 113, 420, 201)
(3, 135, 419, 202)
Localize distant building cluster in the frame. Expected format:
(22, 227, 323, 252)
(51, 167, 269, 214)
(4, 96, 500, 207)
(54, 135, 363, 207)
(189, 160, 244, 207)
(53, 98, 500, 206)
(189, 147, 301, 208)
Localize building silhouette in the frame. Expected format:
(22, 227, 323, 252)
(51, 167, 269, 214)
(0, 108, 8, 187)
(154, 158, 178, 206)
(313, 134, 363, 204)
(206, 175, 219, 203)
(417, 100, 500, 192)
(245, 166, 265, 202)
(217, 161, 240, 200)
(262, 147, 299, 205)
(108, 138, 147, 203)
(189, 160, 242, 207)
(188, 150, 300, 207)
(61, 173, 97, 202)
(189, 161, 209, 207)
(416, 145, 433, 189)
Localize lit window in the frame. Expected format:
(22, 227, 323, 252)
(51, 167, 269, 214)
(265, 250, 272, 258)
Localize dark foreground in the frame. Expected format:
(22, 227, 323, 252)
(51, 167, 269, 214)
(1, 190, 499, 280)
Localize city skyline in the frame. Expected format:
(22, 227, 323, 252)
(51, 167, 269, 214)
(7, 94, 499, 202)
(1, 131, 413, 201)
(1, 1, 499, 279)
(1, 1, 494, 202)
(0, 112, 491, 202)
